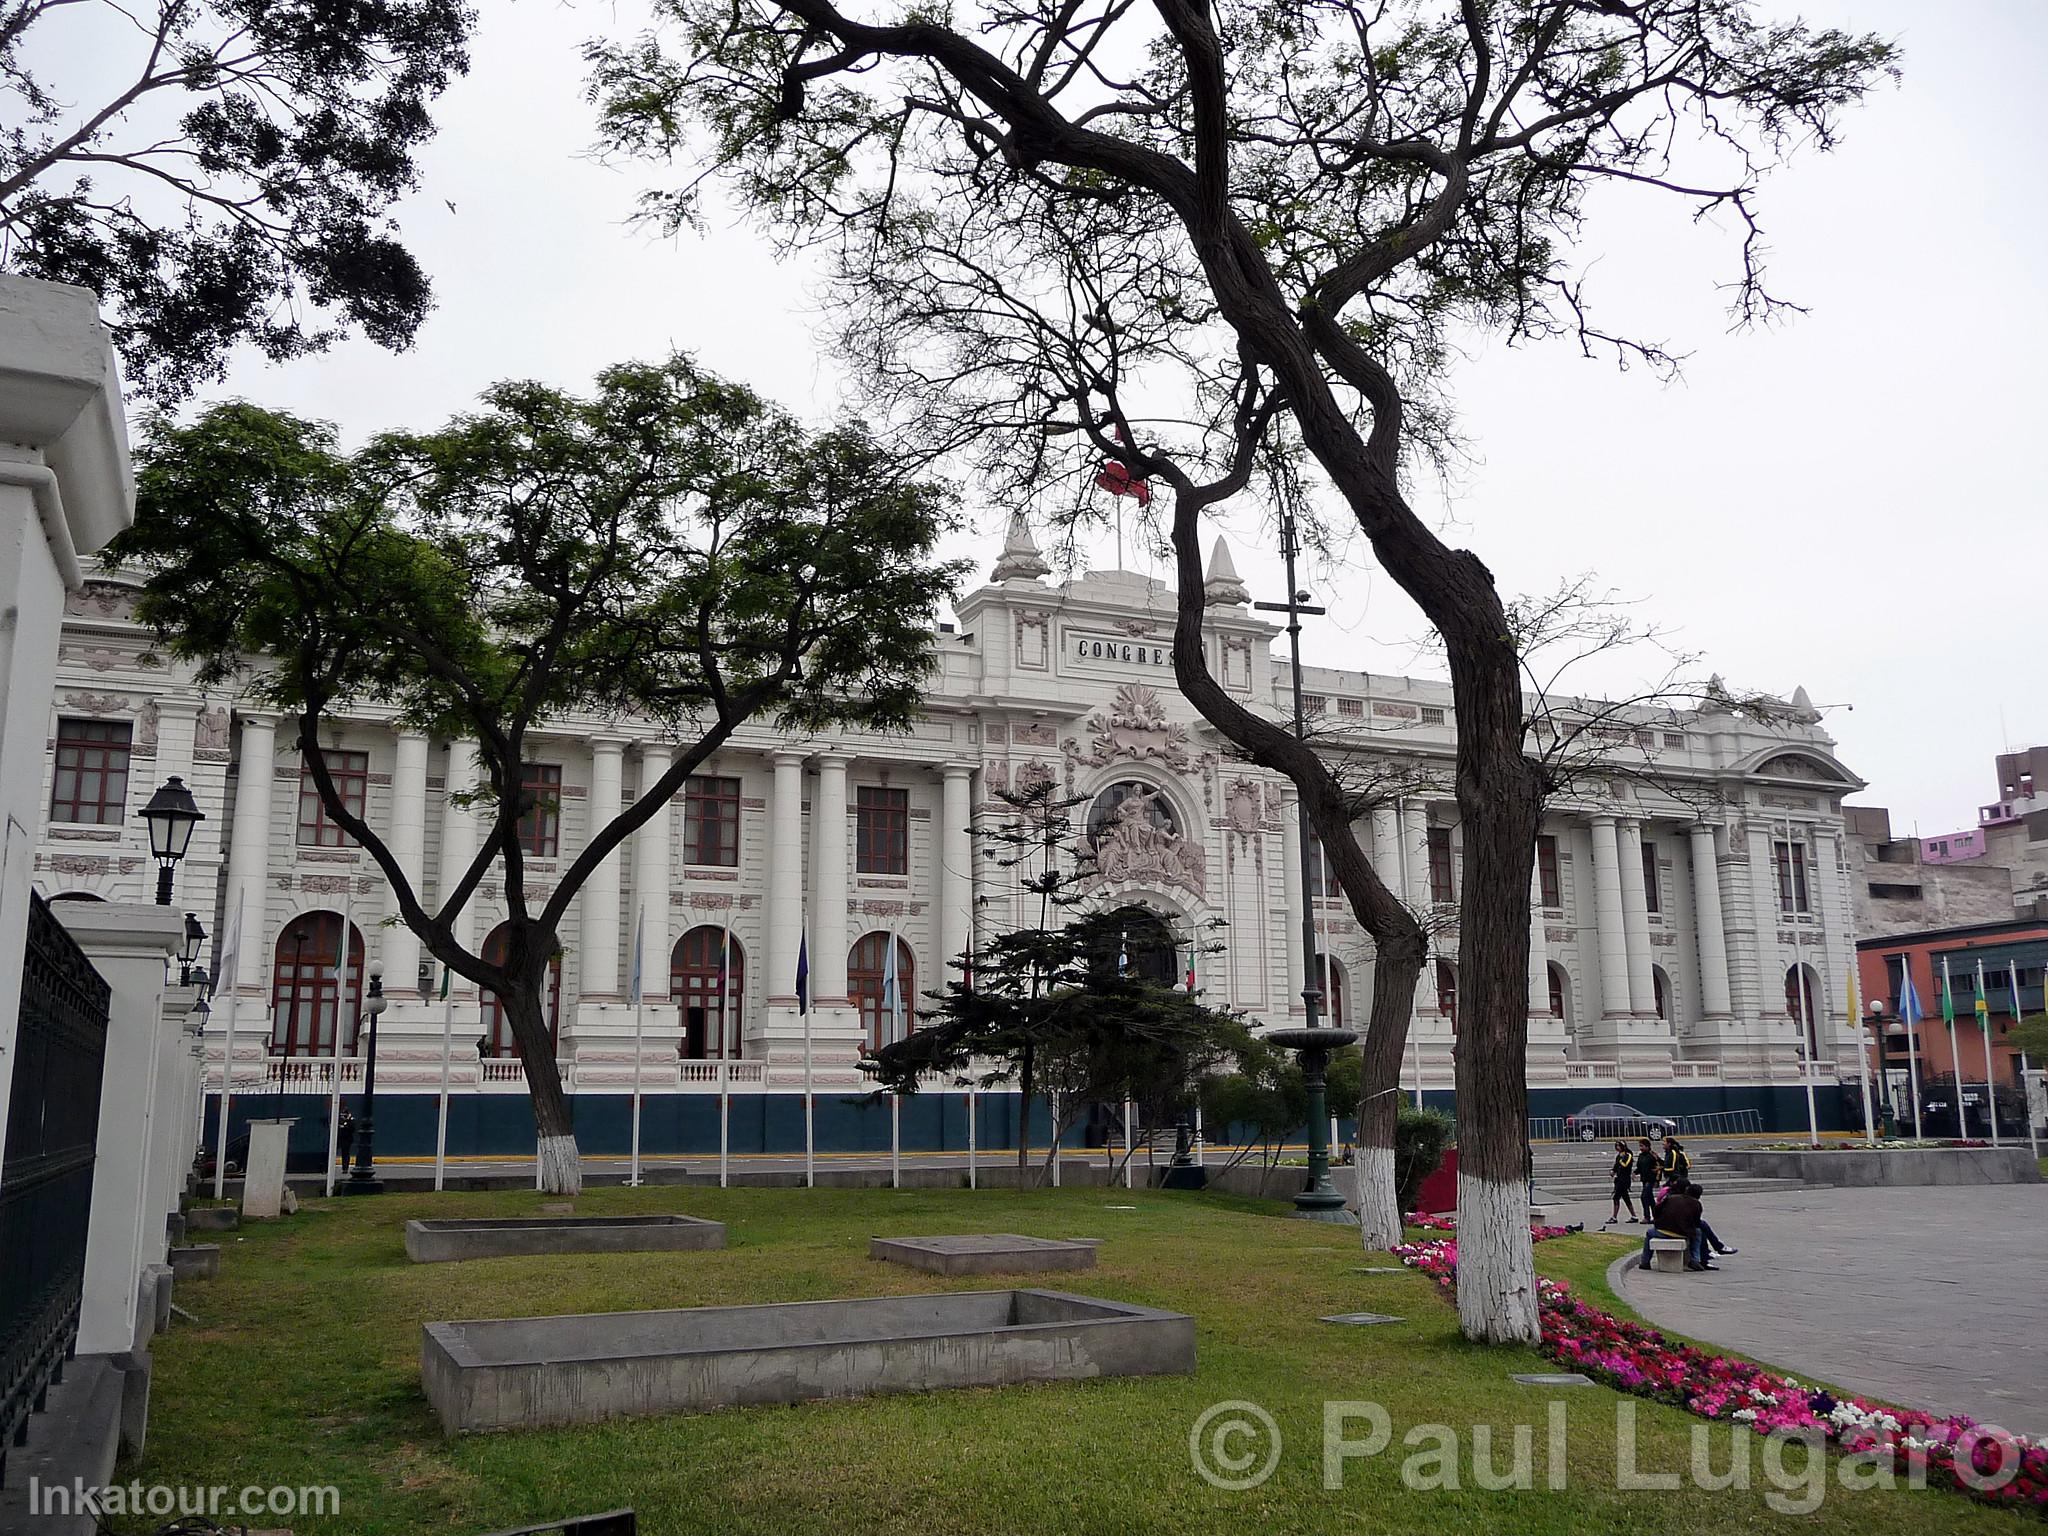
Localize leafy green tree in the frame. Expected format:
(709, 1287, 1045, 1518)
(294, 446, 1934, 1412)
(112, 354, 964, 1191)
(590, 0, 1896, 1340)
(1, 0, 473, 401)
(873, 900, 1258, 1187)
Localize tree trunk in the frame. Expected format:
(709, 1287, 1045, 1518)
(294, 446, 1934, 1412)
(1353, 929, 1424, 1249)
(503, 986, 581, 1196)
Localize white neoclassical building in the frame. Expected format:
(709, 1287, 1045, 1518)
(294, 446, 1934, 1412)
(30, 519, 1870, 1148)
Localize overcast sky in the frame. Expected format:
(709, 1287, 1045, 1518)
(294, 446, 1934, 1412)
(173, 0, 2045, 838)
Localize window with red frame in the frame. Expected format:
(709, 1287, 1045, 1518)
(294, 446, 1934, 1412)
(268, 912, 363, 1057)
(855, 785, 909, 875)
(1305, 832, 1342, 898)
(671, 926, 744, 1059)
(50, 718, 132, 824)
(1536, 835, 1562, 908)
(518, 763, 563, 858)
(1548, 964, 1567, 1020)
(296, 750, 369, 847)
(850, 932, 915, 1048)
(1427, 826, 1454, 905)
(682, 775, 741, 866)
(1773, 839, 1810, 914)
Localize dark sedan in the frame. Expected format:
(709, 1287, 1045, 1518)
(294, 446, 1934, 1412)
(1564, 1102, 1679, 1141)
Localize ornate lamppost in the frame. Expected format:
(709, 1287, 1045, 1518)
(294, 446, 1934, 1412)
(342, 971, 388, 1195)
(1256, 505, 1358, 1222)
(179, 911, 206, 985)
(137, 775, 205, 905)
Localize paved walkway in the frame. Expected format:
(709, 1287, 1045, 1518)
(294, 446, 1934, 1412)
(1610, 1183, 2048, 1439)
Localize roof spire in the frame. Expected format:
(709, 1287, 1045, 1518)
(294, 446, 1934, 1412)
(990, 511, 1050, 583)
(1203, 534, 1250, 606)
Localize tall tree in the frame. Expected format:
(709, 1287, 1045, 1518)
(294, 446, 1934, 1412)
(112, 355, 964, 1192)
(590, 0, 1895, 1339)
(1, 0, 472, 402)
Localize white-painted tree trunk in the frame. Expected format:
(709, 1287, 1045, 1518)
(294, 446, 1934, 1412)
(1453, 1171, 1539, 1344)
(537, 1133, 583, 1196)
(1354, 1143, 1401, 1250)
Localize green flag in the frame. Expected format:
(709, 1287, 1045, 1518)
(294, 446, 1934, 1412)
(439, 963, 452, 1000)
(1973, 966, 1990, 1027)
(1940, 965, 1956, 1025)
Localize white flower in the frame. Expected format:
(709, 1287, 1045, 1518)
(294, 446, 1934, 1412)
(1733, 1409, 1757, 1423)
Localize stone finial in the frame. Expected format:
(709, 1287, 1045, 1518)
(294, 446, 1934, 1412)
(1788, 684, 1821, 723)
(1203, 535, 1251, 606)
(990, 512, 1051, 583)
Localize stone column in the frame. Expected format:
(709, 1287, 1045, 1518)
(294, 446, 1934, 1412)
(578, 737, 626, 1001)
(766, 750, 805, 1009)
(382, 730, 429, 997)
(1587, 815, 1633, 1020)
(1278, 785, 1306, 1015)
(938, 763, 975, 984)
(437, 740, 484, 976)
(58, 903, 186, 1356)
(810, 753, 851, 1007)
(1689, 823, 1734, 1018)
(631, 743, 672, 999)
(224, 714, 276, 995)
(1615, 817, 1657, 1016)
(1369, 802, 1403, 900)
(1527, 862, 1552, 1017)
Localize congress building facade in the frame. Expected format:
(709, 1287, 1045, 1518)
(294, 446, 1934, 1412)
(31, 519, 1871, 1153)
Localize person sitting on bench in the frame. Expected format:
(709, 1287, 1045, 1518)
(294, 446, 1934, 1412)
(1639, 1183, 1703, 1271)
(1687, 1182, 1737, 1266)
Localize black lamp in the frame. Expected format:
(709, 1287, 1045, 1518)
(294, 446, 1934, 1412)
(343, 971, 388, 1196)
(137, 776, 205, 905)
(180, 912, 206, 984)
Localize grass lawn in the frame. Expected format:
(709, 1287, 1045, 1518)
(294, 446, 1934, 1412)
(134, 1183, 2035, 1535)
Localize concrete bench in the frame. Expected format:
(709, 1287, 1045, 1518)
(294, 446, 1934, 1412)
(168, 1244, 219, 1280)
(1648, 1237, 1689, 1274)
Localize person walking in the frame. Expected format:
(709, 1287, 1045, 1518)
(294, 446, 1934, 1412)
(1661, 1136, 1691, 1192)
(1636, 1136, 1659, 1220)
(1604, 1140, 1638, 1227)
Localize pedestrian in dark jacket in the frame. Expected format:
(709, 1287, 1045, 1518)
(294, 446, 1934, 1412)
(1604, 1141, 1638, 1227)
(1636, 1136, 1658, 1219)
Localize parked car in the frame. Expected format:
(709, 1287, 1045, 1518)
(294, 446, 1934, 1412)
(1564, 1102, 1679, 1141)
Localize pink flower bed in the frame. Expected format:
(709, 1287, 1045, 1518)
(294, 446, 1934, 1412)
(1388, 1230, 2048, 1515)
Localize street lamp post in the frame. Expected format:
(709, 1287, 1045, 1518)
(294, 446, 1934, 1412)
(1255, 504, 1359, 1223)
(137, 775, 205, 905)
(179, 912, 206, 985)
(342, 971, 388, 1195)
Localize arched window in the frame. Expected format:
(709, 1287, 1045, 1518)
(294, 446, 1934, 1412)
(671, 926, 744, 1060)
(270, 911, 364, 1058)
(1435, 959, 1458, 1030)
(1784, 964, 1821, 1060)
(1315, 954, 1348, 1030)
(480, 922, 562, 1059)
(1086, 780, 1179, 845)
(1651, 965, 1672, 1022)
(1548, 962, 1570, 1025)
(1100, 905, 1177, 985)
(851, 932, 916, 1049)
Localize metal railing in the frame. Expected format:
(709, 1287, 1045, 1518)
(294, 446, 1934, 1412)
(1, 893, 112, 1488)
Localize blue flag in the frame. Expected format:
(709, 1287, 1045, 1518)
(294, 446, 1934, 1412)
(796, 930, 810, 1016)
(1900, 960, 1924, 1027)
(882, 937, 902, 1044)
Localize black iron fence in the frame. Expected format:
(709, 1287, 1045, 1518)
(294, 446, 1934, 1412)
(0, 891, 111, 1487)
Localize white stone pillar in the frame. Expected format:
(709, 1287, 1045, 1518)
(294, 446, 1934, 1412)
(1615, 818, 1657, 1016)
(1278, 785, 1306, 1015)
(811, 753, 851, 1006)
(58, 903, 186, 1356)
(1527, 862, 1551, 1017)
(1587, 815, 1633, 1020)
(437, 740, 484, 975)
(938, 762, 975, 984)
(224, 714, 277, 995)
(382, 730, 429, 997)
(767, 750, 805, 1009)
(1369, 802, 1402, 899)
(1689, 823, 1734, 1018)
(631, 742, 673, 999)
(579, 737, 626, 1001)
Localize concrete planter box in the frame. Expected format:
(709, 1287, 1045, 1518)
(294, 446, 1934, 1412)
(870, 1234, 1100, 1275)
(1713, 1147, 2043, 1187)
(404, 1215, 727, 1264)
(420, 1288, 1195, 1433)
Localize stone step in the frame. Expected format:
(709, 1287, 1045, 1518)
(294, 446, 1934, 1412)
(1536, 1176, 1802, 1199)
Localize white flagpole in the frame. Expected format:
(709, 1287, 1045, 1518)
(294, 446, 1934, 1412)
(434, 968, 453, 1192)
(2013, 959, 2040, 1160)
(719, 917, 732, 1188)
(1194, 1103, 1206, 1168)
(211, 887, 244, 1199)
(1782, 818, 1819, 1148)
(1847, 961, 1875, 1147)
(1903, 955, 1925, 1140)
(1978, 958, 2001, 1147)
(628, 905, 646, 1186)
(1122, 1096, 1134, 1189)
(802, 925, 815, 1189)
(1942, 954, 1960, 1134)
(966, 1081, 977, 1190)
(325, 888, 352, 1198)
(890, 1091, 901, 1188)
(886, 924, 902, 1189)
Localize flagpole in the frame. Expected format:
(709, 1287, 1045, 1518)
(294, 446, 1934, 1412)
(1977, 958, 2001, 1147)
(1847, 961, 1875, 1147)
(719, 917, 732, 1189)
(326, 888, 352, 1198)
(966, 1081, 977, 1190)
(1942, 954, 1960, 1134)
(1122, 1095, 1134, 1189)
(1901, 954, 1925, 1140)
(2013, 959, 2040, 1161)
(434, 967, 453, 1192)
(210, 889, 244, 1200)
(628, 905, 646, 1187)
(800, 924, 814, 1189)
(886, 923, 902, 1190)
(1785, 817, 1818, 1148)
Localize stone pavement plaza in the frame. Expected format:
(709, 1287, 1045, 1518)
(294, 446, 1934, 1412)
(1609, 1183, 2048, 1439)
